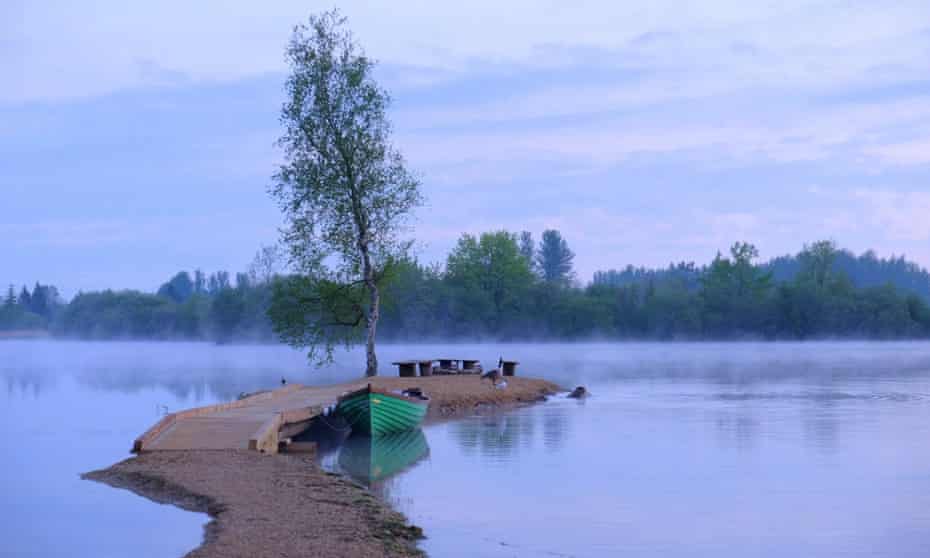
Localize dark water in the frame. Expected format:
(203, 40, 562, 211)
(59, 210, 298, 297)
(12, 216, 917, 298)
(4, 341, 930, 557)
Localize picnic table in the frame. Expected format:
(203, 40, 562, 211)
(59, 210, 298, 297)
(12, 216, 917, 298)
(392, 359, 436, 377)
(461, 359, 482, 374)
(434, 358, 481, 374)
(462, 359, 480, 370)
(501, 360, 519, 376)
(391, 360, 419, 377)
(437, 358, 459, 370)
(417, 359, 434, 376)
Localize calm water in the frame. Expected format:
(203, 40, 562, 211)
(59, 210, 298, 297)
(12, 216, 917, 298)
(3, 341, 930, 557)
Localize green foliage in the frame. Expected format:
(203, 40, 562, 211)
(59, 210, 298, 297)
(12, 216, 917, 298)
(376, 236, 930, 341)
(157, 272, 195, 303)
(0, 303, 45, 331)
(0, 283, 58, 331)
(536, 229, 575, 286)
(700, 243, 773, 335)
(211, 288, 245, 343)
(268, 274, 367, 365)
(52, 273, 276, 341)
(519, 231, 536, 271)
(445, 231, 535, 336)
(270, 10, 422, 374)
(56, 290, 180, 339)
(797, 240, 838, 288)
(9, 235, 930, 344)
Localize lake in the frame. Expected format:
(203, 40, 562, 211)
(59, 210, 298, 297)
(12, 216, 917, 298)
(3, 340, 930, 557)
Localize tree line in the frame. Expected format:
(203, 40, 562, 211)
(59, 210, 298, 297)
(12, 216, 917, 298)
(1, 247, 281, 341)
(373, 235, 930, 340)
(4, 233, 930, 342)
(0, 283, 60, 331)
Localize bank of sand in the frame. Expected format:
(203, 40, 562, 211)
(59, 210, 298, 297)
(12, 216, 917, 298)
(84, 375, 560, 558)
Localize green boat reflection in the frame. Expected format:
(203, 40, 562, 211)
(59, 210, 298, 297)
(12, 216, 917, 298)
(337, 428, 430, 487)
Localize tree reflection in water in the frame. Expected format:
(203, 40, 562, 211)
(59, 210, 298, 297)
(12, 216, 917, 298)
(449, 403, 571, 459)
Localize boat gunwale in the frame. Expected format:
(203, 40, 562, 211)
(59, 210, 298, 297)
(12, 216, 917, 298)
(337, 384, 430, 407)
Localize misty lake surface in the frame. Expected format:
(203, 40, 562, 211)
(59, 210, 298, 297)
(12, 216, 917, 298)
(3, 341, 930, 557)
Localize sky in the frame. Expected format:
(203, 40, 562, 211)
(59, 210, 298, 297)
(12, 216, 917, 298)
(3, 1, 930, 297)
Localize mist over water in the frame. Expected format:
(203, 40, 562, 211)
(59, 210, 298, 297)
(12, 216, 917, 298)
(3, 340, 930, 557)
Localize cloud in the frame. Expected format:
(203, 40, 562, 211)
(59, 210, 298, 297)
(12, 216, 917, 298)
(6, 0, 930, 292)
(864, 139, 930, 166)
(852, 189, 930, 242)
(5, 0, 930, 103)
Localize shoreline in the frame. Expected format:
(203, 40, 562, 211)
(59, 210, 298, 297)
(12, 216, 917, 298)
(84, 376, 560, 558)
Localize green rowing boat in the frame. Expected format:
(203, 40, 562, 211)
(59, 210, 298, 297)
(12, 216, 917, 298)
(336, 384, 429, 436)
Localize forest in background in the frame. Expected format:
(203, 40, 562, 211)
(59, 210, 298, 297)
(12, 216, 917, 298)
(4, 231, 930, 342)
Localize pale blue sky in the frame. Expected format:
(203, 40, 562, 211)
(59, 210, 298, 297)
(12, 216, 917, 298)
(4, 1, 930, 296)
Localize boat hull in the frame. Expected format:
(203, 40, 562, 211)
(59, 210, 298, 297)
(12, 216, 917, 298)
(336, 387, 428, 436)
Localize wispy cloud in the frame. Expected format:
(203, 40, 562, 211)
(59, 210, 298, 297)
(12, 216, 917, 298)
(5, 1, 930, 292)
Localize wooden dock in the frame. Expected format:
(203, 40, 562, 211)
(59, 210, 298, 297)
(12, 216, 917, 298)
(134, 383, 359, 454)
(132, 373, 542, 455)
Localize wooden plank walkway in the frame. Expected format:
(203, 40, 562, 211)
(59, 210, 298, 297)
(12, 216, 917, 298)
(135, 382, 364, 454)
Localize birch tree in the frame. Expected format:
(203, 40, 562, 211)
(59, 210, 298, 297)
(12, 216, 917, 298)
(270, 10, 421, 376)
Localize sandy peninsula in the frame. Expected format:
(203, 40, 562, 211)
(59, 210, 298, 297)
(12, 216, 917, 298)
(84, 375, 560, 558)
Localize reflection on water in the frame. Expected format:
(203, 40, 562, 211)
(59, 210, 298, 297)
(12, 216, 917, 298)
(335, 430, 430, 494)
(354, 345, 930, 558)
(5, 340, 930, 557)
(447, 406, 571, 460)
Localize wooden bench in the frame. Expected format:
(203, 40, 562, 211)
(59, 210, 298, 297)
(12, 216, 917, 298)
(392, 360, 435, 377)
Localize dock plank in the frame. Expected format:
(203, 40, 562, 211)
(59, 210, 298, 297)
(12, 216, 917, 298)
(138, 383, 361, 453)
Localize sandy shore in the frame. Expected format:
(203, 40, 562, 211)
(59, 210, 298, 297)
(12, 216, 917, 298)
(84, 375, 560, 558)
(362, 375, 561, 416)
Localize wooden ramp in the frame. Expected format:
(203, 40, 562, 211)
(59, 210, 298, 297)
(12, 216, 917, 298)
(134, 383, 361, 454)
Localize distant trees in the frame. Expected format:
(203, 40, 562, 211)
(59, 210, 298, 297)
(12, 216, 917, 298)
(157, 272, 195, 303)
(766, 246, 930, 301)
(0, 283, 60, 331)
(0, 302, 45, 332)
(18, 286, 31, 310)
(208, 271, 231, 294)
(269, 11, 421, 374)
(445, 231, 535, 335)
(700, 243, 773, 335)
(376, 235, 930, 341)
(248, 245, 284, 285)
(519, 231, 536, 271)
(53, 271, 277, 341)
(211, 287, 246, 343)
(28, 283, 59, 320)
(593, 262, 700, 291)
(57, 291, 178, 338)
(193, 270, 206, 294)
(536, 229, 575, 286)
(8, 234, 930, 344)
(797, 240, 838, 289)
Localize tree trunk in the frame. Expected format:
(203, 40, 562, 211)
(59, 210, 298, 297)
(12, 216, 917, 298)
(360, 238, 379, 377)
(365, 283, 379, 376)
